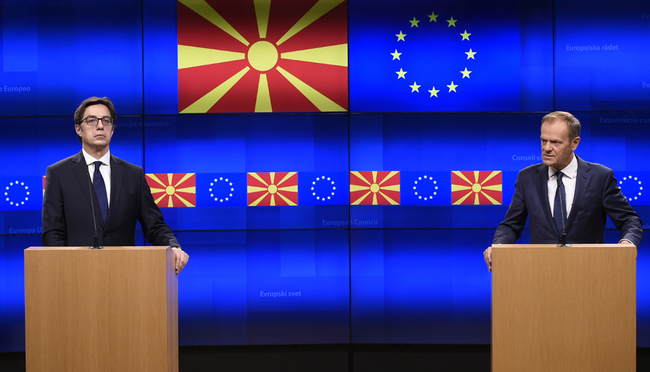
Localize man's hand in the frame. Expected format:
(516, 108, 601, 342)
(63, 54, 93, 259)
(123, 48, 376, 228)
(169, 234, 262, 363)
(484, 246, 492, 272)
(172, 247, 189, 274)
(618, 239, 637, 259)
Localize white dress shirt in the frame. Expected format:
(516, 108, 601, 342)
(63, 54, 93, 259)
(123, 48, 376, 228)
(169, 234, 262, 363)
(547, 154, 577, 218)
(82, 149, 112, 207)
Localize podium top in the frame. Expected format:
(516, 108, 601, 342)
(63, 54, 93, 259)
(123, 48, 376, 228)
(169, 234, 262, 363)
(491, 244, 630, 249)
(25, 246, 171, 251)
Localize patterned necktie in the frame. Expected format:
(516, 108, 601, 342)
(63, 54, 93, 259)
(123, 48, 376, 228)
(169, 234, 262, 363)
(93, 161, 108, 223)
(553, 171, 566, 236)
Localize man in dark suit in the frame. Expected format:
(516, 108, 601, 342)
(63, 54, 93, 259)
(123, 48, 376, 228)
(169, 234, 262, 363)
(42, 96, 189, 274)
(484, 111, 642, 271)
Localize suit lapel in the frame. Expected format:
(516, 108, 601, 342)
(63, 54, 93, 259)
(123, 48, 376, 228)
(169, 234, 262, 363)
(534, 163, 554, 225)
(108, 155, 124, 225)
(72, 151, 106, 229)
(567, 156, 591, 229)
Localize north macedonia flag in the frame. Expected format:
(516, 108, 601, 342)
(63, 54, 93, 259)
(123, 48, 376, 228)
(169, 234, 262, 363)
(177, 0, 348, 113)
(146, 173, 197, 207)
(350, 171, 400, 205)
(247, 172, 298, 206)
(451, 171, 501, 205)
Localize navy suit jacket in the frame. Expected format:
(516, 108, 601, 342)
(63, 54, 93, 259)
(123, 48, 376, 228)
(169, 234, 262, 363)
(42, 151, 179, 247)
(493, 156, 643, 246)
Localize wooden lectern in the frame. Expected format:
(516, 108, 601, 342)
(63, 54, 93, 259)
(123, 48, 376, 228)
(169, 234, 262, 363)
(24, 246, 178, 372)
(491, 244, 636, 372)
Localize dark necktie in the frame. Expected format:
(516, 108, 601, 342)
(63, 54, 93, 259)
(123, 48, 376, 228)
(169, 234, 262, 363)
(553, 171, 566, 236)
(93, 161, 108, 223)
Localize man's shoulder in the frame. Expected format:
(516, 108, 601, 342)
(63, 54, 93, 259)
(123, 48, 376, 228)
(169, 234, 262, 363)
(518, 162, 545, 177)
(577, 157, 613, 176)
(48, 152, 82, 170)
(110, 155, 144, 173)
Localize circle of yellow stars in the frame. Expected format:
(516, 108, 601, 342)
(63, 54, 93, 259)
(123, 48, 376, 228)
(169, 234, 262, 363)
(209, 177, 234, 203)
(619, 175, 643, 203)
(5, 180, 30, 207)
(312, 176, 336, 201)
(413, 175, 438, 201)
(391, 11, 475, 98)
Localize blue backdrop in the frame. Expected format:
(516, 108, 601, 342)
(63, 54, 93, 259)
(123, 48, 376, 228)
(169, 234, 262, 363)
(1, 0, 649, 352)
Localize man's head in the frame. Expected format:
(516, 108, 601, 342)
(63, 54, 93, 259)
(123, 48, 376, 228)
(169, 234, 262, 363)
(540, 111, 581, 170)
(74, 97, 116, 152)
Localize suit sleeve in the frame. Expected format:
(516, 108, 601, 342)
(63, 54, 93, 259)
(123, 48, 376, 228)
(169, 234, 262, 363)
(493, 172, 528, 244)
(137, 169, 180, 247)
(42, 165, 67, 246)
(603, 170, 643, 247)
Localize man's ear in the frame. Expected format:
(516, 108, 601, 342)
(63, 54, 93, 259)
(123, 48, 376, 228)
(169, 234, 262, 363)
(571, 136, 580, 151)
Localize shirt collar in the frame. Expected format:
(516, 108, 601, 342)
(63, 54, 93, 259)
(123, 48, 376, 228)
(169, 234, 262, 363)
(548, 154, 577, 180)
(82, 149, 111, 167)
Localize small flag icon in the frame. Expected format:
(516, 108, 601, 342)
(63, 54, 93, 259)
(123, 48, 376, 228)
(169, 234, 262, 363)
(146, 173, 197, 207)
(4, 180, 31, 207)
(618, 174, 644, 204)
(350, 171, 400, 205)
(247, 172, 298, 206)
(451, 171, 501, 205)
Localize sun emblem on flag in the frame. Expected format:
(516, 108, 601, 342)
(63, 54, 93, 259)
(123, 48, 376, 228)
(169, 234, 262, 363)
(209, 177, 234, 202)
(350, 171, 400, 205)
(451, 171, 501, 205)
(312, 175, 336, 201)
(177, 0, 348, 113)
(5, 180, 30, 207)
(392, 11, 475, 99)
(413, 175, 438, 201)
(248, 172, 298, 206)
(619, 175, 643, 203)
(146, 173, 197, 207)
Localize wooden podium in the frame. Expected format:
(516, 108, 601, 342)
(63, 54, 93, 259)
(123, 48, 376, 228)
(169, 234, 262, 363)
(491, 244, 636, 371)
(24, 246, 178, 372)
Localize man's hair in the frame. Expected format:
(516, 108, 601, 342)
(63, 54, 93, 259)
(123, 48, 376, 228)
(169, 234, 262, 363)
(541, 111, 580, 140)
(74, 96, 116, 143)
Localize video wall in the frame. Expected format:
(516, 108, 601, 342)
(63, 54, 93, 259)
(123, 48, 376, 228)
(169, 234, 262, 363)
(1, 0, 650, 352)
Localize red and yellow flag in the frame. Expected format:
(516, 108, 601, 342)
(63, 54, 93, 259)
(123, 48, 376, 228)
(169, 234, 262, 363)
(247, 172, 298, 206)
(350, 171, 400, 205)
(451, 171, 502, 205)
(146, 173, 196, 207)
(177, 0, 348, 113)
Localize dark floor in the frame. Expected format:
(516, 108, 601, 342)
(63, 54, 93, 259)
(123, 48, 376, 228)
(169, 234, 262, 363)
(2, 344, 649, 371)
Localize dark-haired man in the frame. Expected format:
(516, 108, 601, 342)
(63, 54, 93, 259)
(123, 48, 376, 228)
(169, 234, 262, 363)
(484, 111, 642, 272)
(42, 96, 189, 274)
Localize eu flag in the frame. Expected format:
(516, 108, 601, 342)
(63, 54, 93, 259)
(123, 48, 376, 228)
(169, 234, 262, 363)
(617, 172, 648, 206)
(349, 0, 521, 112)
(400, 171, 451, 205)
(1, 177, 42, 211)
(196, 173, 248, 206)
(298, 172, 349, 205)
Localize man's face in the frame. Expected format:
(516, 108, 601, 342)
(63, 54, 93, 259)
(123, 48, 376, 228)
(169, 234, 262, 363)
(75, 104, 114, 150)
(540, 119, 580, 170)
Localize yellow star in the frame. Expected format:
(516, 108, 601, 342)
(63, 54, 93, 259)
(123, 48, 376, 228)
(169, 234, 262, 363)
(465, 48, 477, 59)
(447, 81, 458, 92)
(391, 49, 402, 60)
(428, 12, 439, 22)
(447, 17, 457, 27)
(410, 82, 421, 92)
(461, 68, 472, 78)
(428, 86, 440, 98)
(460, 30, 471, 41)
(409, 17, 420, 28)
(396, 68, 407, 79)
(396, 31, 406, 41)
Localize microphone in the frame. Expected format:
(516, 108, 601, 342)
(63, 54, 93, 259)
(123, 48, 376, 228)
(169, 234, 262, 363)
(86, 167, 104, 250)
(556, 175, 571, 247)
